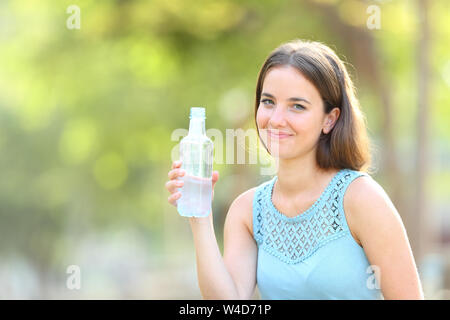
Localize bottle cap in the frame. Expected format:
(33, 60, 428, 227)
(190, 107, 206, 119)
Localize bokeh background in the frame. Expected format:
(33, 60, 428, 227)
(0, 0, 449, 299)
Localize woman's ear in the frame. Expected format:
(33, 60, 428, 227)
(323, 107, 340, 134)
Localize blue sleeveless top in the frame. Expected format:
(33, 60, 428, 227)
(252, 169, 383, 300)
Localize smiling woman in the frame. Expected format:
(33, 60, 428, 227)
(248, 40, 423, 299)
(254, 40, 370, 171)
(165, 39, 424, 300)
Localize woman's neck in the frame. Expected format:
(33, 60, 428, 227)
(275, 154, 336, 197)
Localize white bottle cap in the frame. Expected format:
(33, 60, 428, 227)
(189, 107, 206, 119)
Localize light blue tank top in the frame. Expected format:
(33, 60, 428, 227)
(252, 169, 383, 300)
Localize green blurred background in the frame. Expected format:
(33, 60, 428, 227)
(0, 0, 449, 299)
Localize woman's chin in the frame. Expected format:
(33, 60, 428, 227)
(266, 148, 298, 159)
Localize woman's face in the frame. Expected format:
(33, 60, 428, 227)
(256, 65, 337, 160)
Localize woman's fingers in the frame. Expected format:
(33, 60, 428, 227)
(212, 171, 219, 189)
(172, 160, 182, 169)
(168, 168, 186, 181)
(165, 179, 184, 194)
(168, 160, 184, 180)
(168, 191, 181, 207)
(166, 160, 218, 207)
(165, 160, 185, 196)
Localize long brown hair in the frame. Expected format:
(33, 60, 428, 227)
(254, 39, 371, 172)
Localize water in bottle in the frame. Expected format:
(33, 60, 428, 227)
(177, 107, 214, 217)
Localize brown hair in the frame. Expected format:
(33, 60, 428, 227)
(254, 39, 371, 172)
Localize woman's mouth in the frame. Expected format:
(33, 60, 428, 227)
(267, 130, 293, 140)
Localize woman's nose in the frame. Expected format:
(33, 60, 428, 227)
(268, 105, 288, 127)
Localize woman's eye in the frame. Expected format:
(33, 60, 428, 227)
(293, 104, 305, 111)
(261, 99, 274, 106)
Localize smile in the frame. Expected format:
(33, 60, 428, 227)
(267, 131, 293, 139)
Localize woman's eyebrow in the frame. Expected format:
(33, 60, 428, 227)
(261, 92, 311, 105)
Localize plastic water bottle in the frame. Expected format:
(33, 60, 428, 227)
(177, 107, 214, 217)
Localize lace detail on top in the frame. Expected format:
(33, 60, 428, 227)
(253, 169, 367, 264)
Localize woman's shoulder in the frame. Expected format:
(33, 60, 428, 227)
(344, 171, 398, 231)
(228, 187, 257, 233)
(226, 178, 272, 237)
(344, 171, 390, 205)
(228, 177, 274, 216)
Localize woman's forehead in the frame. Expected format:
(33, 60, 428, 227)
(262, 66, 320, 101)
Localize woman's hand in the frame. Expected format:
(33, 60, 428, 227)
(165, 160, 219, 207)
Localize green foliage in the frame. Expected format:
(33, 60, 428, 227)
(0, 0, 448, 295)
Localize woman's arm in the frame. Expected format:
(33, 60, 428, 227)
(190, 188, 258, 300)
(166, 161, 257, 299)
(345, 176, 425, 300)
(222, 188, 258, 299)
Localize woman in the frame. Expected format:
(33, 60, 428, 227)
(165, 40, 424, 300)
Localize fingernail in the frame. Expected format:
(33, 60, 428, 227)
(179, 169, 186, 175)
